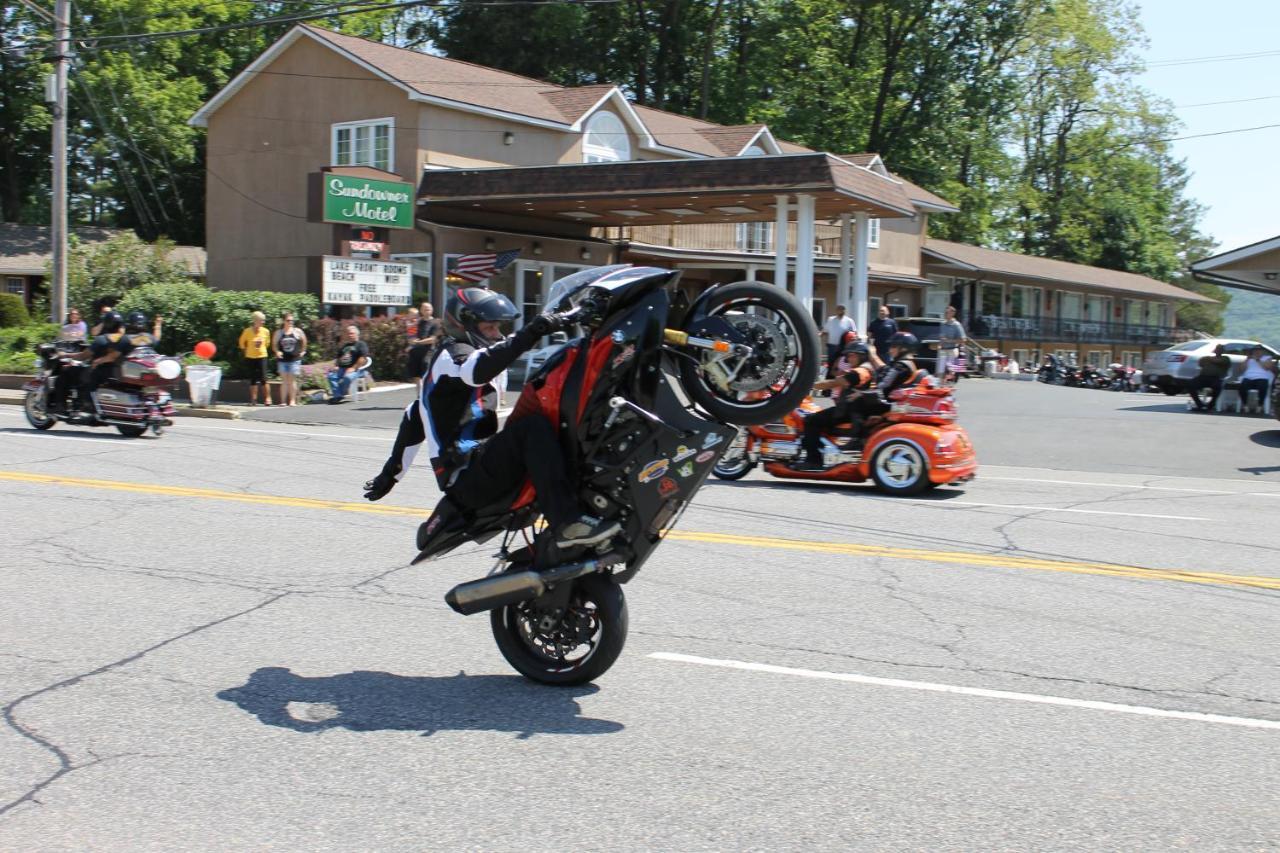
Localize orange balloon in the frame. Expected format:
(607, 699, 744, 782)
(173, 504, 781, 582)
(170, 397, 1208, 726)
(194, 340, 217, 359)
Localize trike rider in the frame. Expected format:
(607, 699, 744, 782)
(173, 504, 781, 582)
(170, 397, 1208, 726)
(362, 287, 620, 550)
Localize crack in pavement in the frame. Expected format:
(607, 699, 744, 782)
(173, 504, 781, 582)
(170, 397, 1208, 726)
(0, 592, 291, 818)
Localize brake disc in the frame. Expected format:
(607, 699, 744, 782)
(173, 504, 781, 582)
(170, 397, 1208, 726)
(715, 313, 789, 392)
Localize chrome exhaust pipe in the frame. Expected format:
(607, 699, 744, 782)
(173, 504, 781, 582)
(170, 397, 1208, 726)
(445, 570, 546, 616)
(444, 552, 626, 615)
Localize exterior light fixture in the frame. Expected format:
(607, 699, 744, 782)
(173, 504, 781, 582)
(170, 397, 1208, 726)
(532, 242, 543, 256)
(503, 131, 515, 145)
(484, 238, 496, 251)
(580, 248, 591, 260)
(1266, 272, 1278, 281)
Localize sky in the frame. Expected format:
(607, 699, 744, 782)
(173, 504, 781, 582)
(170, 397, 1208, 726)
(1135, 0, 1280, 254)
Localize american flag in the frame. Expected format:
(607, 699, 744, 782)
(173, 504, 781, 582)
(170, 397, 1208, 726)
(450, 249, 520, 282)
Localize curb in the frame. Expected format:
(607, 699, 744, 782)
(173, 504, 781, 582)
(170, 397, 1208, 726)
(174, 405, 242, 420)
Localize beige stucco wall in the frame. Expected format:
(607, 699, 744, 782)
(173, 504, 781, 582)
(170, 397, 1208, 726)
(206, 36, 428, 293)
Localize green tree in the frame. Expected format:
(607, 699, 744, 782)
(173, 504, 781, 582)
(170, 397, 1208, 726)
(64, 231, 190, 314)
(0, 3, 54, 223)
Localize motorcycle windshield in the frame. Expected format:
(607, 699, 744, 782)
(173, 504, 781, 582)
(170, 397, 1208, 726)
(546, 265, 631, 312)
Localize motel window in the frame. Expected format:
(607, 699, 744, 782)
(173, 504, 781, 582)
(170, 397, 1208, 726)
(1058, 292, 1082, 321)
(735, 222, 773, 253)
(1121, 350, 1142, 368)
(332, 118, 394, 173)
(1152, 303, 1172, 327)
(1008, 285, 1041, 319)
(980, 282, 1003, 316)
(867, 217, 880, 249)
(1124, 299, 1146, 326)
(5, 277, 24, 295)
(810, 298, 827, 328)
(582, 111, 631, 163)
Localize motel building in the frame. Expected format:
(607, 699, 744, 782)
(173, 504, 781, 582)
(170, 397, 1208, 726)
(189, 25, 1213, 365)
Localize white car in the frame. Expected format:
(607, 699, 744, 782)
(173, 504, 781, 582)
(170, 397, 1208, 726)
(1142, 338, 1278, 394)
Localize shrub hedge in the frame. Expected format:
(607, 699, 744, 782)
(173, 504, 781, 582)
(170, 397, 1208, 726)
(0, 323, 60, 373)
(309, 316, 411, 382)
(118, 282, 321, 378)
(0, 293, 30, 328)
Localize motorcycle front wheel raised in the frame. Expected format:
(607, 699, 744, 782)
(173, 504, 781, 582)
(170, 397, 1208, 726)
(491, 574, 628, 686)
(678, 282, 819, 425)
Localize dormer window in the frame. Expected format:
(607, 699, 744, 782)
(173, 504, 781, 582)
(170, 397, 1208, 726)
(583, 111, 630, 163)
(742, 145, 767, 156)
(332, 118, 393, 172)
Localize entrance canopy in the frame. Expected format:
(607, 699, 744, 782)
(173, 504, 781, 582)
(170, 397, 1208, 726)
(415, 153, 918, 331)
(1191, 235, 1280, 294)
(416, 153, 916, 228)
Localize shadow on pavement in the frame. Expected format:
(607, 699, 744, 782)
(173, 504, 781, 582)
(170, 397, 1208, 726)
(217, 666, 624, 738)
(702, 478, 967, 500)
(1116, 403, 1195, 414)
(0, 426, 137, 440)
(1248, 430, 1280, 449)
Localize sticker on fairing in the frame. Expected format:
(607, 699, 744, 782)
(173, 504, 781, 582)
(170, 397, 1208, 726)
(677, 462, 694, 478)
(657, 477, 679, 498)
(672, 444, 696, 462)
(695, 450, 715, 464)
(611, 343, 636, 368)
(637, 459, 670, 483)
(702, 433, 725, 449)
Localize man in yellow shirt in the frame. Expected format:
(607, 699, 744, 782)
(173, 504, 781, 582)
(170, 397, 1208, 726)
(238, 311, 274, 406)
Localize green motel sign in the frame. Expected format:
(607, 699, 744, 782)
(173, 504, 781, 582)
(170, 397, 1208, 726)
(322, 175, 414, 229)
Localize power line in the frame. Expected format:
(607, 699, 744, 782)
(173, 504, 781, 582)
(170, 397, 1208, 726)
(1145, 48, 1280, 68)
(2, 0, 623, 55)
(1174, 94, 1280, 109)
(205, 164, 309, 219)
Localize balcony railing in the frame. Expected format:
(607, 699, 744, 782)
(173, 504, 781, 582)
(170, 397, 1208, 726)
(969, 314, 1193, 345)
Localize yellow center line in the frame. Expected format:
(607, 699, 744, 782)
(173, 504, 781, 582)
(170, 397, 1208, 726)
(3, 469, 1277, 592)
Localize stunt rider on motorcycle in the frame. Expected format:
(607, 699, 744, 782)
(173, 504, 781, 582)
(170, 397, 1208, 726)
(362, 287, 620, 550)
(797, 342, 878, 469)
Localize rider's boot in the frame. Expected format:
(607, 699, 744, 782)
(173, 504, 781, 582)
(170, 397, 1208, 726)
(793, 452, 826, 471)
(554, 515, 621, 549)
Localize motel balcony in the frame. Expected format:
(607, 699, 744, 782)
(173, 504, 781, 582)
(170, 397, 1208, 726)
(969, 314, 1196, 346)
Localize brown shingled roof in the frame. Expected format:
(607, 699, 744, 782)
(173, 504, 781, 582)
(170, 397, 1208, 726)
(0, 224, 205, 277)
(540, 85, 615, 123)
(923, 239, 1215, 303)
(694, 124, 768, 156)
(894, 177, 958, 212)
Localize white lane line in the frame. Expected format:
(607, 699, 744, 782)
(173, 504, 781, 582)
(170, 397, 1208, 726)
(931, 501, 1207, 521)
(651, 653, 1280, 732)
(981, 475, 1236, 494)
(0, 431, 127, 444)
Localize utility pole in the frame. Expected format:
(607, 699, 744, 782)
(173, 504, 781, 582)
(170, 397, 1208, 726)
(48, 0, 70, 324)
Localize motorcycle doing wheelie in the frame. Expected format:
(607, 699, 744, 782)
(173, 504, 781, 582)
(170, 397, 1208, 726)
(413, 266, 819, 685)
(23, 341, 181, 437)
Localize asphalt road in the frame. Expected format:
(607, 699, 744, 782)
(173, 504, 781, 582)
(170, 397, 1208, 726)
(1, 381, 1278, 851)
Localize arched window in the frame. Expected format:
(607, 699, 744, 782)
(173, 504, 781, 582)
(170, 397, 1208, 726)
(583, 111, 631, 162)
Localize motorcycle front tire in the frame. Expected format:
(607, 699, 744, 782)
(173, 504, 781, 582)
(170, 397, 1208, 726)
(115, 424, 148, 437)
(678, 282, 819, 425)
(491, 574, 628, 686)
(24, 390, 55, 430)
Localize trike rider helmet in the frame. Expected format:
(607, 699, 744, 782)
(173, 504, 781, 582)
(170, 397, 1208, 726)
(444, 287, 520, 348)
(99, 311, 124, 335)
(841, 341, 871, 364)
(887, 332, 919, 354)
(125, 310, 149, 334)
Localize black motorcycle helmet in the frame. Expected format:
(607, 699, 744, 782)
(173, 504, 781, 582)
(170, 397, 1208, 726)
(887, 331, 919, 354)
(99, 310, 124, 335)
(443, 287, 519, 348)
(125, 310, 149, 334)
(841, 341, 871, 364)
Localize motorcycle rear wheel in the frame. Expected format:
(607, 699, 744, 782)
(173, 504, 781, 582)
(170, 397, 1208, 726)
(115, 424, 148, 437)
(491, 574, 627, 686)
(24, 390, 55, 430)
(711, 433, 754, 480)
(678, 282, 819, 425)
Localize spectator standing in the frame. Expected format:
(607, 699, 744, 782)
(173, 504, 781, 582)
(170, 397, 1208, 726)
(272, 312, 307, 407)
(1238, 346, 1276, 408)
(328, 324, 371, 403)
(820, 305, 858, 380)
(60, 309, 87, 341)
(1188, 344, 1230, 411)
(936, 305, 966, 379)
(238, 311, 274, 406)
(406, 300, 444, 388)
(868, 305, 898, 362)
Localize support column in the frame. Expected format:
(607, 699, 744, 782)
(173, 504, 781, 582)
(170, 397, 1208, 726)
(745, 263, 758, 280)
(773, 195, 789, 290)
(837, 213, 853, 307)
(794, 193, 816, 312)
(851, 211, 870, 333)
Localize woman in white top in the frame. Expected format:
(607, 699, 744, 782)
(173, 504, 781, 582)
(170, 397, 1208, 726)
(1238, 346, 1275, 404)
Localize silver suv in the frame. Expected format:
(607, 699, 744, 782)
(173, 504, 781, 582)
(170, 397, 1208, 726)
(1143, 338, 1278, 394)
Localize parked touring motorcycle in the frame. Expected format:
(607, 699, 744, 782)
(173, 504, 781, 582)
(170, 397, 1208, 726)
(23, 341, 180, 437)
(413, 266, 819, 686)
(711, 380, 977, 495)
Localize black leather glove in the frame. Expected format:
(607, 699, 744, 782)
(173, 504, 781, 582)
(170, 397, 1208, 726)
(363, 471, 397, 501)
(522, 312, 564, 340)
